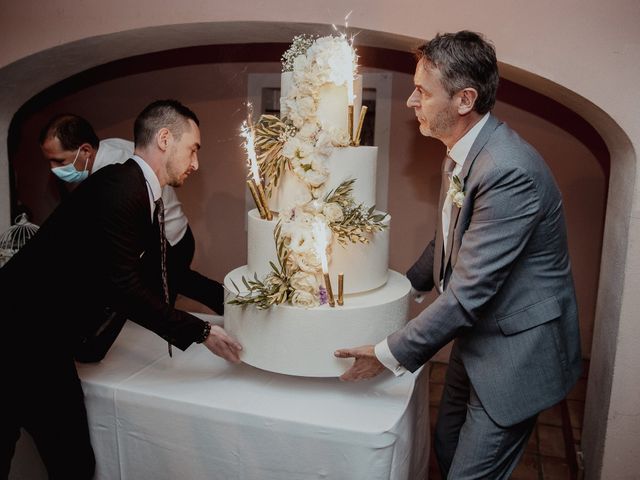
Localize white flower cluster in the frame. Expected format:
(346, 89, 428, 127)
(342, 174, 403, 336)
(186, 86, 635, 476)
(280, 35, 354, 192)
(447, 175, 466, 208)
(248, 35, 358, 308)
(278, 200, 341, 308)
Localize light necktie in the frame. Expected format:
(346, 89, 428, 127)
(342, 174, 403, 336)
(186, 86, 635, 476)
(441, 155, 456, 256)
(155, 197, 173, 357)
(434, 155, 455, 291)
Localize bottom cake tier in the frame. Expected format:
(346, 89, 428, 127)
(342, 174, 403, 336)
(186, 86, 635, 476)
(223, 267, 411, 377)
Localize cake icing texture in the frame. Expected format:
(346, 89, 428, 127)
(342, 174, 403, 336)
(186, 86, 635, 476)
(225, 33, 411, 376)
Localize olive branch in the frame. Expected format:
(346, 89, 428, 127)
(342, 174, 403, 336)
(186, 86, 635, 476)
(254, 114, 296, 198)
(228, 222, 293, 309)
(323, 179, 388, 246)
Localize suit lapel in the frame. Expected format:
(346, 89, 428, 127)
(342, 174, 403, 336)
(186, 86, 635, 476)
(433, 156, 450, 290)
(442, 115, 502, 276)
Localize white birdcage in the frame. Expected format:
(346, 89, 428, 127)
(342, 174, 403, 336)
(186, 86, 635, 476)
(0, 213, 39, 267)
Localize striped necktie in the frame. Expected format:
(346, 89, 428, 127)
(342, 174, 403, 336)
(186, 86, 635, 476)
(155, 197, 172, 357)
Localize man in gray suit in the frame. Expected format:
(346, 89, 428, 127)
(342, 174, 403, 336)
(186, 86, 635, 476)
(335, 31, 582, 478)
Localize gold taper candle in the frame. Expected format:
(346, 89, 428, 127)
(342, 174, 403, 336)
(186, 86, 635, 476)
(323, 272, 335, 307)
(247, 180, 267, 219)
(337, 272, 344, 306)
(354, 105, 368, 146)
(255, 182, 273, 221)
(348, 104, 354, 145)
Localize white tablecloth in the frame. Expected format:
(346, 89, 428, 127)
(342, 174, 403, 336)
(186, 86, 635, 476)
(11, 315, 430, 480)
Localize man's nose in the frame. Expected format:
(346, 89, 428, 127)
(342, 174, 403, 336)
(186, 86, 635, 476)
(407, 89, 419, 108)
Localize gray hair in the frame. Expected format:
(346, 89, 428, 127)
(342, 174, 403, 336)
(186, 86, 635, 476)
(416, 31, 499, 114)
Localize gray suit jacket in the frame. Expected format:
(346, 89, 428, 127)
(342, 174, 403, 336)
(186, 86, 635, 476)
(388, 115, 582, 427)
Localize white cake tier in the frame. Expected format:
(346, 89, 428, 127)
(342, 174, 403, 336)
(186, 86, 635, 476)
(224, 268, 411, 377)
(266, 146, 378, 213)
(281, 72, 363, 138)
(247, 208, 390, 294)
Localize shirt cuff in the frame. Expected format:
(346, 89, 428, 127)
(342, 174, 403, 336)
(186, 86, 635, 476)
(374, 339, 408, 376)
(410, 286, 427, 303)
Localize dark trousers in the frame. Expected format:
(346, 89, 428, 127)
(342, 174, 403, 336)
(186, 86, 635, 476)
(1, 346, 95, 479)
(435, 346, 537, 479)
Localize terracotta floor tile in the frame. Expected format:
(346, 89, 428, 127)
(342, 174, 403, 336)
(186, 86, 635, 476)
(580, 359, 590, 379)
(538, 403, 563, 427)
(572, 427, 581, 443)
(526, 425, 539, 453)
(430, 361, 448, 384)
(538, 424, 566, 458)
(567, 400, 584, 429)
(512, 452, 540, 480)
(540, 455, 571, 479)
(567, 377, 587, 401)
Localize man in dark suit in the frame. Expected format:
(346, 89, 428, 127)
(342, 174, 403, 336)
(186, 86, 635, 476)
(335, 31, 582, 478)
(0, 99, 242, 479)
(39, 113, 226, 362)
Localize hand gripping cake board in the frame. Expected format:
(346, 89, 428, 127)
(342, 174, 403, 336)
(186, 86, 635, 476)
(224, 35, 411, 377)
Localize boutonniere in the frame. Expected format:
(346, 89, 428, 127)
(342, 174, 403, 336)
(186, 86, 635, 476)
(447, 175, 465, 208)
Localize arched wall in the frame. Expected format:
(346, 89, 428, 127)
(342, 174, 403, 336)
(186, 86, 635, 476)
(1, 2, 639, 479)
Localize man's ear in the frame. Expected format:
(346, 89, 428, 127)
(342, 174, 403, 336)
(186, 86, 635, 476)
(457, 88, 478, 115)
(78, 143, 94, 156)
(157, 128, 171, 152)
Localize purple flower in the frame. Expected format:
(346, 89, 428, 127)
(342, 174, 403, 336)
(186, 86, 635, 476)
(319, 286, 328, 305)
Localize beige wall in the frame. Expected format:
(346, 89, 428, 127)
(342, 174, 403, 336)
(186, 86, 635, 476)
(1, 2, 638, 478)
(12, 62, 604, 361)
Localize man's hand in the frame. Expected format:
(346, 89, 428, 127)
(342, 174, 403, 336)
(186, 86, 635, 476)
(334, 345, 386, 381)
(203, 325, 242, 363)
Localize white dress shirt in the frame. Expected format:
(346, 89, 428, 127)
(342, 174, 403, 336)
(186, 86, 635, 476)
(92, 139, 188, 245)
(375, 114, 490, 376)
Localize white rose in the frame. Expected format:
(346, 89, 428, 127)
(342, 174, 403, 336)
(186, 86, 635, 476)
(327, 126, 351, 147)
(295, 96, 316, 121)
(310, 155, 329, 175)
(290, 250, 322, 273)
(314, 130, 334, 155)
(287, 225, 315, 254)
(303, 199, 324, 215)
(290, 271, 320, 293)
(290, 289, 319, 308)
(283, 137, 313, 160)
(301, 168, 328, 188)
(297, 122, 319, 140)
(323, 202, 344, 223)
(280, 190, 313, 218)
(453, 191, 465, 208)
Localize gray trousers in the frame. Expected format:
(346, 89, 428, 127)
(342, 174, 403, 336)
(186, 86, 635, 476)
(435, 346, 537, 479)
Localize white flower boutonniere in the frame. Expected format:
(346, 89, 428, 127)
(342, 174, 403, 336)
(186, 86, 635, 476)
(447, 175, 465, 208)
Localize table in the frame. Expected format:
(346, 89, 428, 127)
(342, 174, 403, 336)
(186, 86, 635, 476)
(11, 314, 430, 480)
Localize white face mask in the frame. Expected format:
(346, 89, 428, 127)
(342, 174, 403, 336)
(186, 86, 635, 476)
(51, 147, 89, 183)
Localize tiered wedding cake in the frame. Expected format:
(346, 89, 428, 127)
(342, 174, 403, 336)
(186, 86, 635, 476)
(224, 34, 411, 377)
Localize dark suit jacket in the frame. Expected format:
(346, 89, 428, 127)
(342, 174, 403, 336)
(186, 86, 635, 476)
(389, 115, 582, 427)
(1, 159, 205, 352)
(151, 224, 224, 315)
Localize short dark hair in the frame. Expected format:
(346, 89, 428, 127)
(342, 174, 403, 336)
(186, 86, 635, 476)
(133, 99, 200, 148)
(39, 114, 100, 150)
(416, 31, 499, 114)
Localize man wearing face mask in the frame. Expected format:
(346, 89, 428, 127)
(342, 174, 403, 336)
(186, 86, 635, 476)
(39, 113, 225, 362)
